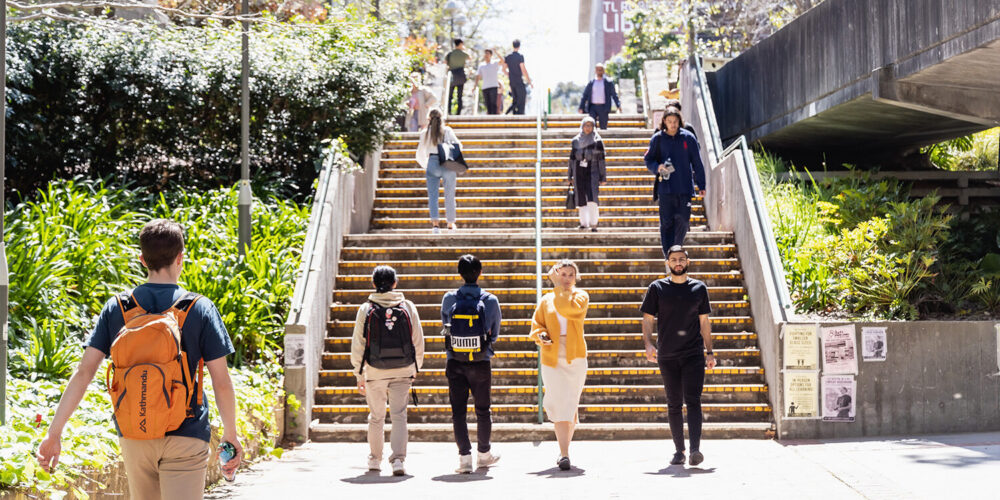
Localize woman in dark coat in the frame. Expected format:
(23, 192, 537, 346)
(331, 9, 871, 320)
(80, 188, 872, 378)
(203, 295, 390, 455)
(569, 116, 607, 232)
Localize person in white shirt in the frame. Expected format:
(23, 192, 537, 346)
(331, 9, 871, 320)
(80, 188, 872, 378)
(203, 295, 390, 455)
(578, 63, 622, 129)
(415, 107, 463, 233)
(475, 49, 502, 115)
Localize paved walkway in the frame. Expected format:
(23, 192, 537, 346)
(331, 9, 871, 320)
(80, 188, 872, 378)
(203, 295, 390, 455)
(206, 432, 1000, 499)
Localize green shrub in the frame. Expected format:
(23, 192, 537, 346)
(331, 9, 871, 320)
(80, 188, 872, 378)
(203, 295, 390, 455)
(5, 177, 309, 371)
(6, 16, 408, 198)
(157, 187, 309, 366)
(1, 365, 283, 497)
(757, 153, 958, 319)
(924, 128, 999, 171)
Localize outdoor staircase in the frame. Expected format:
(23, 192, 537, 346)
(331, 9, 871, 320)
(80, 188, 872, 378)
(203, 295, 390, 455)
(312, 114, 774, 441)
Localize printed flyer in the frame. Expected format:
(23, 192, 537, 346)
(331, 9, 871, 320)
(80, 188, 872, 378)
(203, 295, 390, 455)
(821, 324, 858, 374)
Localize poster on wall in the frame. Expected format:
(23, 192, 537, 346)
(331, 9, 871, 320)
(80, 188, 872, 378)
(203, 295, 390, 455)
(821, 375, 856, 422)
(783, 323, 819, 370)
(783, 371, 819, 418)
(861, 326, 888, 362)
(821, 324, 858, 374)
(285, 335, 306, 367)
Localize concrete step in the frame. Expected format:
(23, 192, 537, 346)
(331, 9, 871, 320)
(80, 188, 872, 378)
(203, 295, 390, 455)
(379, 158, 649, 170)
(447, 121, 646, 130)
(443, 113, 647, 122)
(376, 175, 658, 188)
(312, 403, 772, 424)
(333, 271, 742, 290)
(371, 205, 698, 220)
(326, 330, 761, 351)
(339, 244, 733, 261)
(331, 302, 752, 324)
(308, 422, 773, 441)
(343, 230, 731, 247)
(319, 366, 765, 387)
(381, 146, 649, 158)
(379, 164, 651, 176)
(374, 195, 677, 208)
(315, 384, 769, 406)
(332, 286, 746, 305)
(392, 129, 655, 142)
(377, 185, 660, 198)
(370, 215, 707, 229)
(321, 349, 762, 371)
(337, 257, 740, 274)
(383, 137, 652, 150)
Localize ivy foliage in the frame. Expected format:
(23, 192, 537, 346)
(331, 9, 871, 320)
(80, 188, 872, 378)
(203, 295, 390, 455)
(6, 16, 409, 197)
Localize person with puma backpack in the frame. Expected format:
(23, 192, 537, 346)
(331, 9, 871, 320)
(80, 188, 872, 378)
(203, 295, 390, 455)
(350, 265, 425, 476)
(440, 254, 501, 473)
(36, 219, 242, 499)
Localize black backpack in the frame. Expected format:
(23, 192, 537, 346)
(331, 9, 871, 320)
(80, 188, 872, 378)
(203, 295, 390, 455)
(360, 302, 416, 372)
(446, 290, 490, 362)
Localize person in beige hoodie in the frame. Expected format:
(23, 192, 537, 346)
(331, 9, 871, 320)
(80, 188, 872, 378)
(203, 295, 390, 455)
(350, 265, 424, 476)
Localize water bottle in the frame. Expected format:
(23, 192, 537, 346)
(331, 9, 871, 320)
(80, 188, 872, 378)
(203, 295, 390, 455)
(219, 441, 237, 482)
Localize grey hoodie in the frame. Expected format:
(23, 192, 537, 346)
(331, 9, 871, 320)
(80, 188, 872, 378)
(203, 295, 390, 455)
(350, 291, 425, 381)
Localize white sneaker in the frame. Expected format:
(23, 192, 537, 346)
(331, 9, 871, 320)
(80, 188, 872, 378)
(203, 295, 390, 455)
(432, 226, 441, 234)
(456, 454, 473, 474)
(391, 458, 405, 476)
(477, 451, 501, 469)
(367, 455, 381, 471)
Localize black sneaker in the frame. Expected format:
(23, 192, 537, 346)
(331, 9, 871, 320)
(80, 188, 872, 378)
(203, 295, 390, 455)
(590, 227, 598, 232)
(557, 456, 571, 471)
(669, 452, 685, 465)
(689, 451, 704, 466)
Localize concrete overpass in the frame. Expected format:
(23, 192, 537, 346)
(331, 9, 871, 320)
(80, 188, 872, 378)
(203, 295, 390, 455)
(707, 0, 1000, 166)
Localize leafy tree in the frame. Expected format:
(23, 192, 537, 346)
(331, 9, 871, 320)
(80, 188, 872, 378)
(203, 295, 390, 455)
(607, 0, 824, 80)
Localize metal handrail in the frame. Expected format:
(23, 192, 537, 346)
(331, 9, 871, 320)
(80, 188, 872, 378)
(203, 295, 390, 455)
(692, 55, 723, 164)
(534, 104, 545, 424)
(721, 135, 793, 322)
(287, 146, 338, 323)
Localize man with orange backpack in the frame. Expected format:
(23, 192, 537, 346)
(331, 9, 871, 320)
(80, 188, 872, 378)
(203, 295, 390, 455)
(36, 219, 242, 499)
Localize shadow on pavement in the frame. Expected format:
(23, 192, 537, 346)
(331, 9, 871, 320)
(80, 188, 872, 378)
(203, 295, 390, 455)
(645, 465, 717, 477)
(431, 471, 495, 482)
(528, 466, 586, 478)
(341, 471, 413, 484)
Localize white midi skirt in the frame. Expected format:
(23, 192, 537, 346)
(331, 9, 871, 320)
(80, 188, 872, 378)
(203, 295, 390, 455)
(541, 342, 589, 423)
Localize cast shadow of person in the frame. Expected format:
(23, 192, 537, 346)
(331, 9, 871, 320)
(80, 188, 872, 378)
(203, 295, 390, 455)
(527, 466, 586, 478)
(431, 470, 496, 483)
(341, 470, 413, 484)
(645, 465, 717, 477)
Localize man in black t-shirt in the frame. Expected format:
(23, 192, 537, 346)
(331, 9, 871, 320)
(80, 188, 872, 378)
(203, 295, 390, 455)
(503, 39, 532, 115)
(640, 244, 716, 467)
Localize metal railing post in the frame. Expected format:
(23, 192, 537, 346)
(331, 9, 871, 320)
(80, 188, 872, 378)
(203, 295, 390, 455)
(1, 0, 8, 426)
(237, 0, 253, 255)
(535, 103, 544, 424)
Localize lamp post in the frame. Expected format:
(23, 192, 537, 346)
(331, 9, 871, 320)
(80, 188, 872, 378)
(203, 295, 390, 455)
(1, 0, 8, 426)
(237, 0, 253, 256)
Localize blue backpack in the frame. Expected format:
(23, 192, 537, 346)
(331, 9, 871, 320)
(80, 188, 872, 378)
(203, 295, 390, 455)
(446, 290, 490, 362)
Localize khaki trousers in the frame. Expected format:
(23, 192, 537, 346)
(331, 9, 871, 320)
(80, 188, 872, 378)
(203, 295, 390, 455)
(365, 377, 412, 463)
(119, 435, 209, 500)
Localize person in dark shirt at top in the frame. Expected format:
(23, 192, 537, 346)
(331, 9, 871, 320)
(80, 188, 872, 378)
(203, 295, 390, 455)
(643, 106, 706, 259)
(503, 39, 532, 115)
(641, 245, 716, 468)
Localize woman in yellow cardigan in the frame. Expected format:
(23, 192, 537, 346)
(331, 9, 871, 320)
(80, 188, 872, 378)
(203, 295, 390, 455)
(529, 259, 590, 471)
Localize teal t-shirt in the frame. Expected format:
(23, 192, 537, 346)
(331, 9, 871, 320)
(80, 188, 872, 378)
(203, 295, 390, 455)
(86, 283, 235, 442)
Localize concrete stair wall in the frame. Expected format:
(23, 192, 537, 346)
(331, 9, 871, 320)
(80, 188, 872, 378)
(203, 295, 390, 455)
(312, 114, 774, 441)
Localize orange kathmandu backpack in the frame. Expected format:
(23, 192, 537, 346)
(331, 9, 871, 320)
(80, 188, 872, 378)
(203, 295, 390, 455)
(106, 291, 203, 440)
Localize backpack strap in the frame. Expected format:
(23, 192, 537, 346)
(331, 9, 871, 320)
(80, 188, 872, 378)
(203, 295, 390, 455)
(359, 302, 378, 375)
(116, 291, 147, 324)
(167, 292, 202, 330)
(166, 292, 203, 406)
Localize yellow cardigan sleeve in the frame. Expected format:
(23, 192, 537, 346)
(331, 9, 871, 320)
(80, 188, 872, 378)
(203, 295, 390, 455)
(529, 296, 549, 346)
